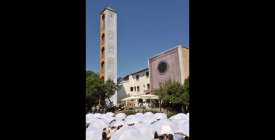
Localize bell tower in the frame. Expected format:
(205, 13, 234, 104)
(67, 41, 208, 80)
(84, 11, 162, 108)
(99, 7, 118, 105)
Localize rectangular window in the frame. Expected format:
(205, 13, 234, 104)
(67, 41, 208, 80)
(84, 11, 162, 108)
(136, 74, 139, 80)
(137, 86, 140, 92)
(134, 86, 136, 91)
(147, 84, 150, 89)
(146, 72, 149, 77)
(130, 87, 133, 91)
(124, 76, 129, 81)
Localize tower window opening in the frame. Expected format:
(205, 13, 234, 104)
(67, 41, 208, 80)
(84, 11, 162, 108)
(101, 34, 105, 43)
(102, 14, 105, 29)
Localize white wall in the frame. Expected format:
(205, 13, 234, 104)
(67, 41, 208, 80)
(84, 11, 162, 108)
(117, 69, 150, 105)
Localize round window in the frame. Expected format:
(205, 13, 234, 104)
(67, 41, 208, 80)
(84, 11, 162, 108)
(158, 61, 168, 74)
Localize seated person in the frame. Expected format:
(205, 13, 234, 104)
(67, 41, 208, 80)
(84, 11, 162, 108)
(159, 134, 174, 140)
(107, 126, 117, 139)
(102, 131, 107, 140)
(174, 132, 186, 140)
(153, 131, 159, 140)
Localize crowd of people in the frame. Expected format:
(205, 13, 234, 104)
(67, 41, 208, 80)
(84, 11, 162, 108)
(86, 112, 189, 140)
(87, 102, 116, 114)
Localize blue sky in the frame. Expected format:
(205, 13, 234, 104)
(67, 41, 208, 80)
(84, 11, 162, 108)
(86, 0, 189, 78)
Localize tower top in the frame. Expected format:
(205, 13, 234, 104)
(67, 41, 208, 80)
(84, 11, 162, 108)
(101, 7, 117, 15)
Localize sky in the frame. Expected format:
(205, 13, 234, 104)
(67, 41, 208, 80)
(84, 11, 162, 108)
(86, 0, 189, 78)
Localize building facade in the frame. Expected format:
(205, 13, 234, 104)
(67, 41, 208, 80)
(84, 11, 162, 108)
(148, 45, 189, 90)
(117, 68, 150, 106)
(99, 7, 118, 105)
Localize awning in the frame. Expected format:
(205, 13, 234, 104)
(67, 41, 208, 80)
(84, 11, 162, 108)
(121, 94, 159, 102)
(121, 96, 139, 101)
(139, 94, 159, 99)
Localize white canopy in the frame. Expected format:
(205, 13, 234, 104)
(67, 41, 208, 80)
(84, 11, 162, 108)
(139, 94, 159, 99)
(121, 94, 159, 102)
(121, 96, 139, 101)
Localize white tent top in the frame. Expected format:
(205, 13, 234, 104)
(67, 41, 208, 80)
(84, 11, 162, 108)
(121, 94, 159, 102)
(140, 94, 159, 99)
(121, 96, 139, 101)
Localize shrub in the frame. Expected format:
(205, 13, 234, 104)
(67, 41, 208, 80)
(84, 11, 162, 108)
(123, 110, 136, 116)
(142, 109, 160, 114)
(166, 110, 178, 118)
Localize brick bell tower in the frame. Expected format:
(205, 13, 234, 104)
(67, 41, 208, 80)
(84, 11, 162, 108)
(99, 7, 118, 106)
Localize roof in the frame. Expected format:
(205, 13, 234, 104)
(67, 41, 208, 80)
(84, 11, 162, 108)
(130, 68, 149, 75)
(122, 68, 149, 80)
(148, 45, 189, 60)
(100, 7, 117, 15)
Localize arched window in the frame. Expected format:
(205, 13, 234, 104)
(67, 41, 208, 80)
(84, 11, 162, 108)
(101, 48, 105, 58)
(102, 14, 105, 29)
(101, 33, 105, 43)
(101, 62, 105, 72)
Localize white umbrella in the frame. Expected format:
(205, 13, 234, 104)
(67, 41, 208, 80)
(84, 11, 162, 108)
(170, 113, 188, 120)
(93, 113, 102, 118)
(135, 113, 143, 116)
(135, 124, 154, 140)
(124, 118, 139, 125)
(153, 113, 167, 120)
(108, 120, 116, 128)
(125, 115, 142, 123)
(153, 119, 178, 135)
(110, 126, 142, 140)
(125, 115, 135, 120)
(86, 126, 103, 140)
(177, 120, 189, 137)
(171, 118, 189, 124)
(115, 113, 126, 120)
(109, 127, 123, 140)
(106, 112, 115, 117)
(113, 120, 125, 127)
(86, 113, 94, 118)
(142, 116, 157, 124)
(89, 119, 109, 130)
(101, 115, 115, 123)
(144, 112, 153, 116)
(86, 117, 99, 123)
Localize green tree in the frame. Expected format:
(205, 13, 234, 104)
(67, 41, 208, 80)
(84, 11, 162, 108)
(182, 77, 189, 106)
(153, 77, 189, 112)
(103, 79, 118, 104)
(86, 70, 119, 112)
(86, 70, 104, 111)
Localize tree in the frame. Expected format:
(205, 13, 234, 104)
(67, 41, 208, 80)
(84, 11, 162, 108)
(86, 70, 119, 113)
(103, 79, 118, 104)
(182, 77, 189, 107)
(153, 81, 170, 112)
(153, 77, 189, 113)
(86, 70, 104, 112)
